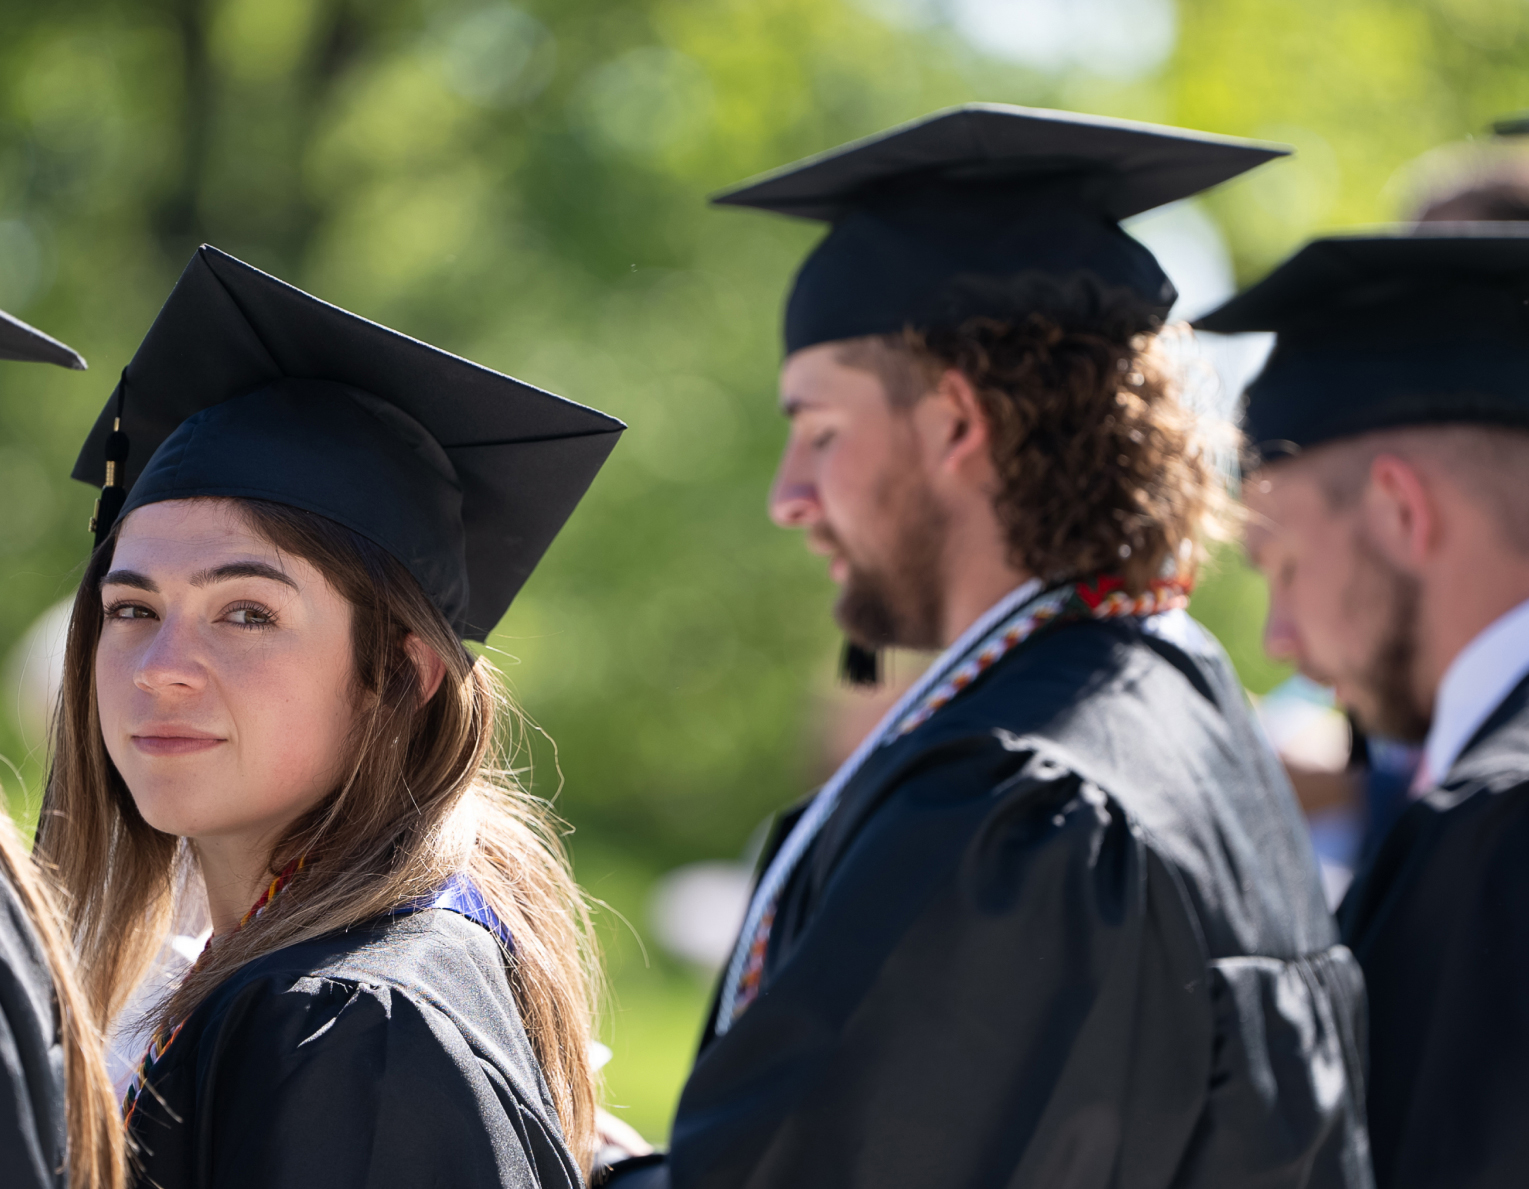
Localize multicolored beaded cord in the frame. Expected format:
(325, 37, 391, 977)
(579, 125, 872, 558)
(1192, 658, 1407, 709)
(720, 573, 1191, 1029)
(891, 574, 1190, 738)
(122, 857, 305, 1125)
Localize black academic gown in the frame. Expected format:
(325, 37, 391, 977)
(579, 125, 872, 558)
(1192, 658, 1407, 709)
(0, 867, 65, 1189)
(612, 614, 1371, 1189)
(1338, 673, 1529, 1189)
(128, 908, 583, 1189)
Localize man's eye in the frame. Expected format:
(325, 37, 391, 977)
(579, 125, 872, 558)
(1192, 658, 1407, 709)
(811, 429, 835, 450)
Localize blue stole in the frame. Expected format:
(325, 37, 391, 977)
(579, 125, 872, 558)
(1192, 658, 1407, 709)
(394, 873, 514, 950)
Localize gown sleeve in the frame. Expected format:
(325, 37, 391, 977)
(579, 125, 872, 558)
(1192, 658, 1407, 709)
(1342, 773, 1529, 1189)
(670, 740, 1366, 1189)
(0, 874, 64, 1189)
(193, 971, 578, 1189)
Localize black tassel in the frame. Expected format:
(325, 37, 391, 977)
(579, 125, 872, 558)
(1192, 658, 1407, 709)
(839, 640, 881, 688)
(90, 370, 130, 548)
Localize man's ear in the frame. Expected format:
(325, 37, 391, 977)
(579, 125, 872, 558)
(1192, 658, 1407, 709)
(917, 367, 993, 477)
(404, 633, 448, 702)
(1364, 453, 1438, 570)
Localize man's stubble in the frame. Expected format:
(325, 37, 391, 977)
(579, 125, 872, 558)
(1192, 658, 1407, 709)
(1345, 528, 1430, 743)
(829, 455, 950, 654)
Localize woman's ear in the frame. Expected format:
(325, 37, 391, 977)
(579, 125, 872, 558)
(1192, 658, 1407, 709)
(403, 633, 448, 702)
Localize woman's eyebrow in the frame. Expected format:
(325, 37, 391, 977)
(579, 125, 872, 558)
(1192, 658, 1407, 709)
(188, 562, 298, 590)
(101, 570, 157, 592)
(99, 562, 299, 593)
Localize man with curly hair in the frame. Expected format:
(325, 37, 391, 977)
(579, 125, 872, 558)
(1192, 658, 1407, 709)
(600, 107, 1371, 1189)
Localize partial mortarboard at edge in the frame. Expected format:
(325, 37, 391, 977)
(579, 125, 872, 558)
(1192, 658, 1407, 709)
(1194, 224, 1529, 460)
(712, 103, 1289, 355)
(72, 246, 624, 641)
(1, 307, 86, 369)
(1493, 112, 1529, 137)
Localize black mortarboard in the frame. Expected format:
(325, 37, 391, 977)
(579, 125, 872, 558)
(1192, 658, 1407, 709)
(1195, 226, 1529, 460)
(712, 104, 1288, 355)
(1, 307, 86, 369)
(72, 246, 623, 641)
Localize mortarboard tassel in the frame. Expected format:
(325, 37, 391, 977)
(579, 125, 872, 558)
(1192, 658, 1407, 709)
(90, 371, 130, 548)
(840, 640, 881, 688)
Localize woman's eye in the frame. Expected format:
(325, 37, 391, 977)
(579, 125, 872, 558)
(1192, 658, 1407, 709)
(811, 429, 835, 450)
(226, 604, 275, 628)
(103, 602, 155, 622)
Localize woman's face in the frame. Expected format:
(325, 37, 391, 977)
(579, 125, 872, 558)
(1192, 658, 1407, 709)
(96, 499, 357, 845)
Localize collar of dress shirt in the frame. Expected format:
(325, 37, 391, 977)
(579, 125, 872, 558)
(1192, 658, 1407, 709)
(1423, 595, 1529, 787)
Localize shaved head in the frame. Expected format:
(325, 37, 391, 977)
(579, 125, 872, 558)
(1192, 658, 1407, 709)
(1295, 424, 1529, 555)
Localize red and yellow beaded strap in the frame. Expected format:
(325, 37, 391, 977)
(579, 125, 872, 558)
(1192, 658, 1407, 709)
(122, 857, 305, 1125)
(891, 574, 1191, 738)
(728, 905, 776, 1021)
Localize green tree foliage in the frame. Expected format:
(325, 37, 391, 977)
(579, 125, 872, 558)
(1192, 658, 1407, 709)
(3, 0, 1527, 1135)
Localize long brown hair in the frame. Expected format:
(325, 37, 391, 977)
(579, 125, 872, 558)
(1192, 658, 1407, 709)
(36, 498, 600, 1165)
(0, 813, 124, 1188)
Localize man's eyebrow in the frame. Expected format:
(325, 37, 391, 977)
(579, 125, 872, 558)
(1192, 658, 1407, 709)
(189, 562, 299, 590)
(101, 570, 158, 593)
(780, 395, 818, 418)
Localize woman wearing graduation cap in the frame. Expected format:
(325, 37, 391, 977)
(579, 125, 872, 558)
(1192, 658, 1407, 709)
(1, 310, 123, 1189)
(33, 246, 624, 1188)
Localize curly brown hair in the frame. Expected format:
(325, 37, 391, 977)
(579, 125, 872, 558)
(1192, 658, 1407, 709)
(837, 274, 1234, 594)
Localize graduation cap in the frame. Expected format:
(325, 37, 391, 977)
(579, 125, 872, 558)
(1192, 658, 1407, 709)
(72, 246, 623, 641)
(712, 103, 1288, 355)
(1, 307, 86, 369)
(1195, 225, 1529, 461)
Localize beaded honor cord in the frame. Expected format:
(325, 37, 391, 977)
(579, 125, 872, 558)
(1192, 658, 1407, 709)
(121, 857, 305, 1125)
(715, 572, 1191, 1032)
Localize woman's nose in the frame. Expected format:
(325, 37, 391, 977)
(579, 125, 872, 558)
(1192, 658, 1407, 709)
(134, 613, 208, 694)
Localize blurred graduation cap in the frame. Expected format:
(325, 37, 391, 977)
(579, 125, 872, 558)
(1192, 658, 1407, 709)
(713, 103, 1288, 355)
(1493, 112, 1529, 137)
(72, 246, 623, 641)
(1195, 225, 1529, 461)
(1, 307, 86, 369)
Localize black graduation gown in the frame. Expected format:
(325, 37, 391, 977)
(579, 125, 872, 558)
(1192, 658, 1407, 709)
(611, 615, 1371, 1189)
(128, 908, 583, 1189)
(1338, 673, 1529, 1189)
(0, 867, 65, 1189)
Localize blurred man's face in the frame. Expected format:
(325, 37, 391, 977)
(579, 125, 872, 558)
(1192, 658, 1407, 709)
(770, 343, 947, 651)
(1244, 462, 1429, 741)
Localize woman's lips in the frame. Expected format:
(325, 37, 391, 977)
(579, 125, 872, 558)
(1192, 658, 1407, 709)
(131, 733, 225, 757)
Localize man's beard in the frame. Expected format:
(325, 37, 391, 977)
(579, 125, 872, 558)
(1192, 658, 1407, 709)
(826, 472, 949, 653)
(1343, 531, 1430, 743)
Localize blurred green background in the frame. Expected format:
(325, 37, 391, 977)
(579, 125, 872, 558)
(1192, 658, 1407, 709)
(2, 0, 1525, 1140)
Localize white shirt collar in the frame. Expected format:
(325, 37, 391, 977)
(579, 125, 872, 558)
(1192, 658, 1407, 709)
(1424, 596, 1529, 784)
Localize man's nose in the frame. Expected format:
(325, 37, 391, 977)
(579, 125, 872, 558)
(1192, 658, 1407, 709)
(769, 441, 821, 529)
(1262, 596, 1301, 665)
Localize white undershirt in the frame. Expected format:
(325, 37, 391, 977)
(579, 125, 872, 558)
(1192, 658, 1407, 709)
(1420, 596, 1529, 789)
